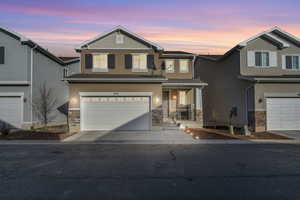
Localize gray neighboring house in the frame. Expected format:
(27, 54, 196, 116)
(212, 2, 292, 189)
(0, 27, 80, 129)
(196, 27, 300, 132)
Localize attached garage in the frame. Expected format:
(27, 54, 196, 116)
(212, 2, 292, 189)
(266, 98, 300, 130)
(0, 95, 23, 128)
(80, 93, 151, 131)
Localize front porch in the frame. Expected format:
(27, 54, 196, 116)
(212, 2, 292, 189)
(162, 79, 206, 128)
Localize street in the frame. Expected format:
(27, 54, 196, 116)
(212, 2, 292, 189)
(1, 143, 300, 199)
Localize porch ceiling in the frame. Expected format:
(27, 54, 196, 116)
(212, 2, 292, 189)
(162, 79, 207, 88)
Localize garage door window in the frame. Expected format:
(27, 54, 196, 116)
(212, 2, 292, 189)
(81, 97, 148, 103)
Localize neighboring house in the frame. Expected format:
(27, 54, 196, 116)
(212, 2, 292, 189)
(0, 27, 80, 129)
(65, 26, 206, 132)
(195, 27, 300, 132)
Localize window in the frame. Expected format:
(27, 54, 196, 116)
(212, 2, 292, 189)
(286, 55, 299, 70)
(179, 60, 189, 73)
(132, 54, 147, 72)
(63, 67, 68, 78)
(93, 54, 108, 72)
(255, 52, 269, 67)
(0, 46, 4, 64)
(116, 34, 124, 44)
(178, 91, 186, 105)
(165, 60, 175, 73)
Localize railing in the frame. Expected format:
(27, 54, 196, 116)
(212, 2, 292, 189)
(174, 104, 195, 121)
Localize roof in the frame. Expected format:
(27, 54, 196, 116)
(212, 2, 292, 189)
(0, 26, 76, 66)
(197, 54, 223, 61)
(76, 25, 164, 51)
(59, 57, 79, 61)
(163, 51, 194, 55)
(238, 75, 300, 83)
(64, 74, 167, 83)
(163, 79, 207, 87)
(198, 27, 300, 62)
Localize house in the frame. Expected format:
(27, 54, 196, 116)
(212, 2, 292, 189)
(65, 26, 206, 132)
(195, 27, 300, 132)
(0, 27, 80, 129)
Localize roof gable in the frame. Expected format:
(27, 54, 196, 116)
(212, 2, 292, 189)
(76, 25, 163, 51)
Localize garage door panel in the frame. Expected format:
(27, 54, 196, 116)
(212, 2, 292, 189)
(267, 98, 300, 130)
(81, 97, 150, 131)
(0, 97, 22, 128)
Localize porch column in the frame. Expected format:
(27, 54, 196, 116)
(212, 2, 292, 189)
(195, 88, 203, 127)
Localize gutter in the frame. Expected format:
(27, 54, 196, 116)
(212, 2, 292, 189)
(64, 78, 168, 83)
(238, 75, 300, 83)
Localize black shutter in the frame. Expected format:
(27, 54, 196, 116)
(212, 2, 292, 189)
(161, 61, 166, 70)
(0, 47, 5, 64)
(147, 54, 155, 69)
(108, 54, 115, 69)
(125, 54, 132, 69)
(85, 54, 93, 69)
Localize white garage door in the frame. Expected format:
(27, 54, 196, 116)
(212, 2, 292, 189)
(81, 97, 150, 131)
(0, 97, 22, 128)
(267, 98, 300, 130)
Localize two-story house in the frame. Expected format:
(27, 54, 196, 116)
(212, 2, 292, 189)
(65, 26, 206, 132)
(196, 27, 300, 132)
(0, 27, 80, 129)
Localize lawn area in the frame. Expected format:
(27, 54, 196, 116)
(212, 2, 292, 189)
(183, 128, 291, 140)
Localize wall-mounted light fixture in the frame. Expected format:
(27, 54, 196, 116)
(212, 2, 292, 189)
(258, 98, 263, 103)
(155, 96, 160, 104)
(71, 97, 78, 104)
(172, 95, 177, 100)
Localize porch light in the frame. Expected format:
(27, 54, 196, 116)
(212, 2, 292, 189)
(155, 96, 160, 104)
(172, 95, 177, 100)
(71, 97, 78, 104)
(195, 136, 200, 140)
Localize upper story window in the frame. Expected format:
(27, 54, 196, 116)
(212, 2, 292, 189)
(116, 34, 124, 44)
(132, 54, 147, 72)
(63, 67, 69, 78)
(165, 60, 175, 73)
(0, 46, 5, 64)
(179, 59, 189, 73)
(93, 53, 108, 72)
(285, 55, 299, 70)
(255, 51, 269, 67)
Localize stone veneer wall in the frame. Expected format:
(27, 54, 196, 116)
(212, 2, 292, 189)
(248, 111, 266, 132)
(152, 106, 163, 126)
(196, 109, 203, 127)
(68, 110, 80, 133)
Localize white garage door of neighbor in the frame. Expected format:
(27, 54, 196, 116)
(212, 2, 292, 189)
(0, 97, 22, 128)
(267, 98, 300, 130)
(81, 97, 151, 131)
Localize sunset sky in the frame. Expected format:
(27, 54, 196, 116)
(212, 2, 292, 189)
(1, 0, 299, 56)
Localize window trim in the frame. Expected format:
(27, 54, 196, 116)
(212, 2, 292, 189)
(92, 53, 109, 72)
(284, 54, 300, 71)
(165, 59, 175, 73)
(179, 59, 189, 73)
(254, 51, 271, 68)
(131, 53, 148, 72)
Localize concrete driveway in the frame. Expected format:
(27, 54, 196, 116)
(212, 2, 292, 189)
(63, 128, 198, 144)
(272, 130, 300, 140)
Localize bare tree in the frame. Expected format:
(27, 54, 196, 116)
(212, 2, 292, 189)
(33, 82, 57, 127)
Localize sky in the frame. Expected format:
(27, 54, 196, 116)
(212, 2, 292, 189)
(1, 0, 300, 56)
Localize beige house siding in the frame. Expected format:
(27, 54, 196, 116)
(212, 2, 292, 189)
(80, 49, 163, 75)
(87, 32, 150, 49)
(240, 37, 300, 76)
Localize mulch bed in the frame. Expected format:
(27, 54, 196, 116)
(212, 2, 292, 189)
(0, 125, 75, 140)
(184, 128, 291, 140)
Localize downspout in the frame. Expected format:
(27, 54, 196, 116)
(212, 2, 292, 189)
(30, 45, 38, 125)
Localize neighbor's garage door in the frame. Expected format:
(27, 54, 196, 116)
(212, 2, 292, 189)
(267, 98, 300, 130)
(0, 97, 22, 128)
(81, 97, 150, 131)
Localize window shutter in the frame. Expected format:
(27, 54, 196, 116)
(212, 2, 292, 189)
(247, 51, 255, 67)
(269, 52, 277, 67)
(147, 54, 155, 69)
(85, 54, 93, 69)
(161, 61, 166, 70)
(282, 55, 286, 69)
(125, 54, 132, 69)
(0, 47, 5, 64)
(108, 54, 115, 69)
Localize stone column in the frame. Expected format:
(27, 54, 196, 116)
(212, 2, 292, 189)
(254, 111, 266, 132)
(152, 105, 163, 126)
(68, 109, 80, 133)
(195, 88, 203, 127)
